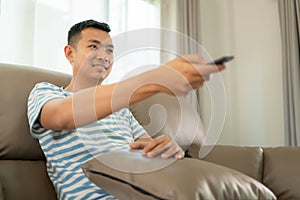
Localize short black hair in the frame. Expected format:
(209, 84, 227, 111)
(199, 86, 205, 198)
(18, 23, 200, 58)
(67, 19, 111, 47)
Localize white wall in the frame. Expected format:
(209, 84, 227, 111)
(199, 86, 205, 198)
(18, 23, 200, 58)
(199, 0, 284, 146)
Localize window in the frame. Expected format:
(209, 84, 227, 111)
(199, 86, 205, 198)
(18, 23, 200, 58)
(0, 0, 160, 83)
(105, 0, 161, 83)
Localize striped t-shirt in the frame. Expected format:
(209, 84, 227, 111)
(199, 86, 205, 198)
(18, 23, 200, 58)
(27, 82, 147, 200)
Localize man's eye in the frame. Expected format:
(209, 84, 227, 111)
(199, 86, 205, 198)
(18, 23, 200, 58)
(106, 49, 114, 54)
(89, 45, 98, 50)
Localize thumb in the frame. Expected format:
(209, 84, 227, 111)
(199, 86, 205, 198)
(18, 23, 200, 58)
(129, 142, 148, 149)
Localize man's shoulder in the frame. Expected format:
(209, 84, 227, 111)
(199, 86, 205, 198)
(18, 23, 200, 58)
(33, 82, 60, 90)
(28, 81, 68, 103)
(115, 108, 132, 116)
(30, 82, 66, 95)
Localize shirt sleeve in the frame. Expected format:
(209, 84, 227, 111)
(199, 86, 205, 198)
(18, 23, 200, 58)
(127, 110, 148, 140)
(27, 82, 65, 137)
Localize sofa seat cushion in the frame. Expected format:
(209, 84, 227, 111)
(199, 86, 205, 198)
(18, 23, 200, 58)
(82, 150, 276, 200)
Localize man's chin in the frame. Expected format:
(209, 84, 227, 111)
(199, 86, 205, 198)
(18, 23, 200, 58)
(93, 73, 108, 84)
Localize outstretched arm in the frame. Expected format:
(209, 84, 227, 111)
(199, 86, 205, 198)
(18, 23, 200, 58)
(39, 55, 225, 130)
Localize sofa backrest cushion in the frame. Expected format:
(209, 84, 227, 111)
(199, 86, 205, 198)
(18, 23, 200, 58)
(263, 147, 300, 200)
(129, 93, 264, 182)
(199, 145, 264, 182)
(0, 64, 70, 159)
(130, 93, 204, 151)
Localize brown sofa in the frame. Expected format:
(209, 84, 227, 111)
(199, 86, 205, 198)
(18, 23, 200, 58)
(0, 63, 299, 200)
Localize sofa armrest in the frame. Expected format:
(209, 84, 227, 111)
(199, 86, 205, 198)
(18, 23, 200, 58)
(0, 160, 57, 200)
(263, 147, 300, 200)
(0, 180, 3, 200)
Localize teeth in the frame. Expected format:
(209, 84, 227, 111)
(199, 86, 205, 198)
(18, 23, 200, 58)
(93, 64, 108, 69)
(93, 64, 108, 73)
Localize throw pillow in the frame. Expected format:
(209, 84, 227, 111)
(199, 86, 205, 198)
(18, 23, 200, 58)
(82, 150, 276, 200)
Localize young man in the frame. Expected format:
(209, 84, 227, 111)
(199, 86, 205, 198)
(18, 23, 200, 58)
(28, 20, 225, 199)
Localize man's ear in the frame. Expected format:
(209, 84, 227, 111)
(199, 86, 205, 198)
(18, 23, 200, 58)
(64, 45, 75, 62)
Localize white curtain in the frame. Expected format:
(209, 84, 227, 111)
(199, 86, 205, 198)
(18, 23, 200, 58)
(160, 0, 225, 157)
(278, 0, 300, 146)
(160, 0, 202, 113)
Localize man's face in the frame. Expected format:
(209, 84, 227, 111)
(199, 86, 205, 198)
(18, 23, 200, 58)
(71, 27, 114, 84)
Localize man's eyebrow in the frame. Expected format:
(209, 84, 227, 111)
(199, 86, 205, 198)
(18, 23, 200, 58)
(107, 44, 114, 49)
(88, 39, 114, 48)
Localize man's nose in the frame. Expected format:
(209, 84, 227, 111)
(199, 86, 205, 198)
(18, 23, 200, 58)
(96, 47, 109, 63)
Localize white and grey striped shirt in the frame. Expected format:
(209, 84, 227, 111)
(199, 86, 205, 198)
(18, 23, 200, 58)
(27, 82, 147, 200)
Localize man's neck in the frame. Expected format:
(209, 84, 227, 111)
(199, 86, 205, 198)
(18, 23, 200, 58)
(65, 78, 102, 92)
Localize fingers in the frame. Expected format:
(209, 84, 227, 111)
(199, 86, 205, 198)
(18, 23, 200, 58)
(176, 59, 225, 84)
(175, 150, 185, 160)
(148, 54, 226, 99)
(145, 142, 172, 158)
(141, 136, 171, 156)
(179, 54, 204, 64)
(205, 63, 226, 73)
(140, 135, 184, 160)
(163, 54, 225, 85)
(161, 144, 185, 160)
(178, 55, 226, 73)
(129, 142, 148, 149)
(191, 63, 225, 77)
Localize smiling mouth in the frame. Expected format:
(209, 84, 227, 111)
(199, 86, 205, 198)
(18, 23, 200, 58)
(92, 64, 109, 72)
